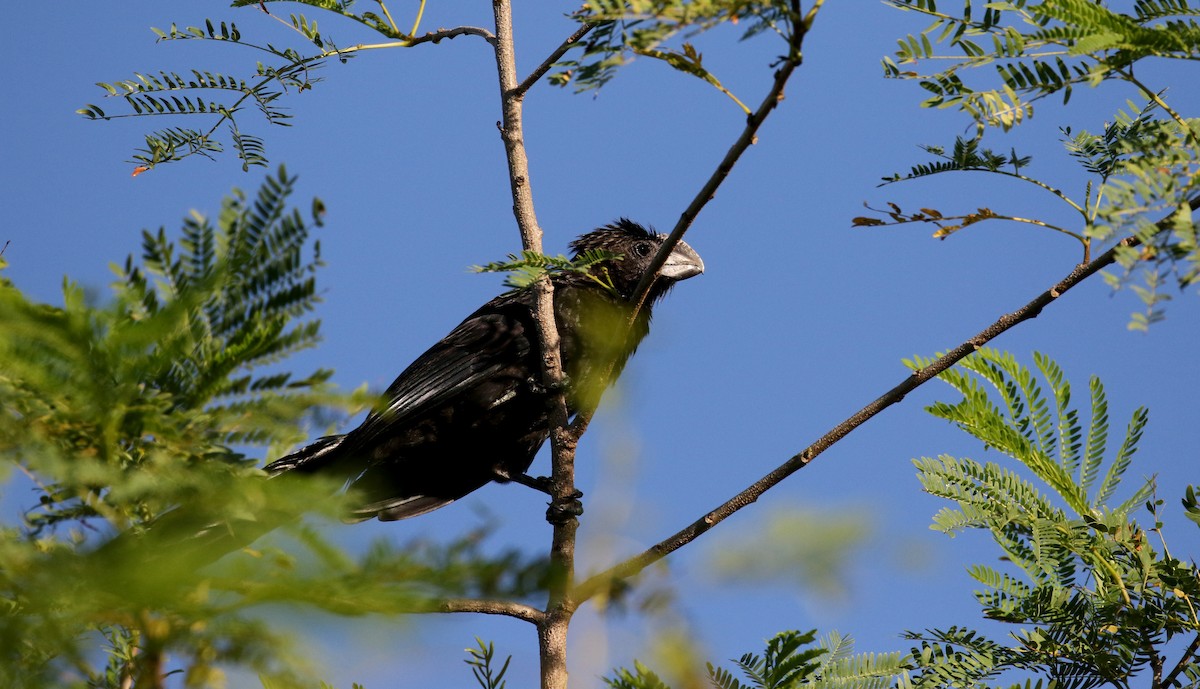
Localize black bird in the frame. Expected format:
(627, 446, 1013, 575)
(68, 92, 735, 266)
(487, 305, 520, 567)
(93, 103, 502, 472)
(265, 220, 703, 521)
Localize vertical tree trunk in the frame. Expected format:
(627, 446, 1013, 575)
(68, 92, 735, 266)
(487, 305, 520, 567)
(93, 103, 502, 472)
(490, 2, 578, 686)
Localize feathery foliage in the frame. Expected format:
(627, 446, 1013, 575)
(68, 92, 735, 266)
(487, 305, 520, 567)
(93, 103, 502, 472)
(80, 1, 799, 173)
(472, 248, 623, 293)
(1, 166, 339, 535)
(78, 20, 331, 172)
(466, 638, 513, 689)
(0, 170, 557, 688)
(77, 2, 365, 173)
(603, 347, 1199, 689)
(549, 1, 803, 112)
(897, 348, 1200, 689)
(605, 629, 911, 689)
(867, 1, 1200, 327)
(883, 0, 1200, 130)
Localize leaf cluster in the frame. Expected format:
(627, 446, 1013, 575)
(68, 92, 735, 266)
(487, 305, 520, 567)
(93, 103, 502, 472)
(0, 168, 334, 685)
(884, 136, 1032, 183)
(899, 349, 1200, 688)
(0, 168, 565, 687)
(883, 0, 1200, 131)
(78, 1, 815, 174)
(605, 630, 911, 689)
(856, 201, 1011, 241)
(232, 0, 411, 41)
(466, 638, 513, 689)
(1, 167, 341, 535)
(1080, 101, 1200, 329)
(868, 55, 1200, 324)
(77, 13, 337, 172)
(472, 247, 624, 294)
(550, 1, 798, 110)
(609, 350, 1200, 689)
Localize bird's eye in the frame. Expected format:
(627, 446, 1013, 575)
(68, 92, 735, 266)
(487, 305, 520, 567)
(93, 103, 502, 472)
(633, 242, 652, 257)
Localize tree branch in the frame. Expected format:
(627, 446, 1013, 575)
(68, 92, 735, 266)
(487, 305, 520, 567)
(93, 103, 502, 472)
(514, 23, 596, 98)
(568, 2, 818, 443)
(437, 597, 546, 625)
(490, 3, 576, 688)
(403, 25, 496, 47)
(1162, 633, 1200, 689)
(625, 6, 812, 323)
(571, 195, 1200, 607)
(489, 0, 570, 515)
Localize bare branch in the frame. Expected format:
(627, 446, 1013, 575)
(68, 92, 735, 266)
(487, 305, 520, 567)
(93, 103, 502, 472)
(625, 17, 808, 321)
(438, 598, 546, 625)
(340, 26, 497, 53)
(571, 195, 1200, 607)
(404, 25, 496, 47)
(514, 23, 597, 97)
(1162, 633, 1200, 689)
(568, 2, 818, 441)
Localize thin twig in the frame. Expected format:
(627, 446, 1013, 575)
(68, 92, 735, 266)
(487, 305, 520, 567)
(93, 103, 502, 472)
(404, 25, 496, 47)
(377, 0, 401, 35)
(567, 1, 816, 440)
(1118, 68, 1200, 151)
(624, 11, 809, 322)
(406, 0, 427, 39)
(514, 23, 596, 97)
(570, 195, 1200, 607)
(859, 205, 1086, 244)
(439, 598, 546, 625)
(343, 25, 497, 52)
(1162, 633, 1200, 689)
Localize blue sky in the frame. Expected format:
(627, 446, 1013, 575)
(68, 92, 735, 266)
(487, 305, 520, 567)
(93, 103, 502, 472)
(3, 2, 1199, 687)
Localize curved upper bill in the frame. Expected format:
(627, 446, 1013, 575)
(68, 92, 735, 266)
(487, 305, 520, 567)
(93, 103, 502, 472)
(660, 239, 705, 281)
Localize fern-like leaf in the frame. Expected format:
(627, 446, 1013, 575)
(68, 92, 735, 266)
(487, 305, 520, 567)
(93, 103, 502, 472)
(1093, 406, 1148, 507)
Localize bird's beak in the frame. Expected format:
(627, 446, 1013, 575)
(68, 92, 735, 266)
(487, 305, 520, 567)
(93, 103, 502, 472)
(659, 240, 704, 281)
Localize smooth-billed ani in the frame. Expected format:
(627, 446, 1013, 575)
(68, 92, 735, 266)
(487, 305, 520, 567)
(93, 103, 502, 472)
(264, 219, 703, 521)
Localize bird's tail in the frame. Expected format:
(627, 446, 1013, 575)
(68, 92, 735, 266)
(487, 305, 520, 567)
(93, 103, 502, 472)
(94, 436, 352, 575)
(263, 434, 348, 474)
(269, 435, 458, 522)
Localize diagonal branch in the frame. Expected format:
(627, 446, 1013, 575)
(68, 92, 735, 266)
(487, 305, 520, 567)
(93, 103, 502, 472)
(570, 195, 1200, 608)
(568, 1, 818, 440)
(515, 23, 597, 98)
(1162, 633, 1200, 689)
(626, 5, 812, 323)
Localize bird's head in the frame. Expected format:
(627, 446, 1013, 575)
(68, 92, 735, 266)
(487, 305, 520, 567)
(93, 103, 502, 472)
(569, 219, 704, 301)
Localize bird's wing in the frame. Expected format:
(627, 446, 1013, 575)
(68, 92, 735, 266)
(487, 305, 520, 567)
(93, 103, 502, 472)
(346, 296, 534, 450)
